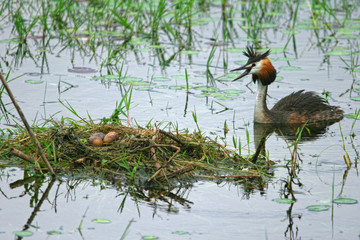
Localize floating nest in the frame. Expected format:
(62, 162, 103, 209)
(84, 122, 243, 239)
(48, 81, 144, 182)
(0, 122, 272, 187)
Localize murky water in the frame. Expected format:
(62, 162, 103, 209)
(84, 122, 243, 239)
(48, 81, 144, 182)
(1, 0, 360, 239)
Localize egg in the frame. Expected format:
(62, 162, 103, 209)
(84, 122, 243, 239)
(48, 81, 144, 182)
(89, 136, 103, 146)
(90, 132, 105, 140)
(103, 131, 119, 144)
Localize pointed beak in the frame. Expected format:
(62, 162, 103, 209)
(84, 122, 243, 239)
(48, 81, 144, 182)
(230, 64, 252, 81)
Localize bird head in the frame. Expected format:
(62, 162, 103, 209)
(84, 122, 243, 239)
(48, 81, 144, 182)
(231, 46, 276, 86)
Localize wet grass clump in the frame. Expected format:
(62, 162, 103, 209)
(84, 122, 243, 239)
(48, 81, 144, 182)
(0, 121, 271, 187)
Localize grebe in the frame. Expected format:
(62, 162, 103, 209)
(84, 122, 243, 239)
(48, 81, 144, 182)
(231, 46, 344, 124)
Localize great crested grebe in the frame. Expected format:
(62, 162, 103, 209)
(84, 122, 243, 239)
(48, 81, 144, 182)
(231, 46, 344, 124)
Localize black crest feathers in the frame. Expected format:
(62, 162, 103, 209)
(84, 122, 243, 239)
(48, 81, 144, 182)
(243, 46, 270, 65)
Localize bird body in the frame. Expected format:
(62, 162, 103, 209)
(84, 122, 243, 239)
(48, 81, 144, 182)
(232, 46, 343, 124)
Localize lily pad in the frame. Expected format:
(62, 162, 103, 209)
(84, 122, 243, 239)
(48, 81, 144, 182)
(92, 218, 111, 224)
(129, 81, 151, 86)
(194, 86, 219, 92)
(259, 48, 284, 54)
(272, 198, 295, 204)
(136, 86, 153, 91)
(194, 93, 210, 98)
(149, 45, 164, 49)
(13, 231, 33, 237)
(142, 236, 159, 240)
(68, 67, 97, 74)
(182, 50, 200, 55)
(218, 73, 242, 81)
(333, 198, 358, 204)
(122, 77, 143, 82)
(0, 38, 22, 44)
(152, 77, 171, 82)
(25, 80, 43, 84)
(227, 48, 245, 53)
(279, 66, 302, 71)
(223, 89, 245, 95)
(265, 12, 283, 16)
(275, 76, 284, 82)
(27, 72, 42, 76)
(278, 57, 295, 61)
(155, 85, 168, 89)
(325, 51, 351, 56)
(103, 75, 122, 79)
(350, 96, 360, 101)
(171, 75, 187, 79)
(306, 205, 331, 212)
(169, 85, 188, 90)
(172, 231, 190, 235)
(258, 23, 278, 28)
(47, 230, 62, 235)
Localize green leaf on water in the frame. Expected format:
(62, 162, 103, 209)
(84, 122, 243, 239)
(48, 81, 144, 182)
(259, 48, 284, 54)
(182, 50, 200, 55)
(169, 85, 187, 90)
(218, 73, 242, 81)
(68, 67, 97, 74)
(25, 80, 43, 84)
(325, 51, 351, 56)
(149, 45, 164, 49)
(194, 94, 210, 98)
(223, 89, 245, 95)
(272, 198, 295, 204)
(278, 57, 295, 61)
(279, 66, 302, 71)
(172, 230, 190, 235)
(92, 218, 111, 224)
(275, 76, 284, 82)
(258, 23, 278, 28)
(227, 48, 245, 53)
(171, 75, 186, 79)
(122, 77, 143, 82)
(350, 96, 360, 101)
(333, 198, 358, 204)
(13, 231, 33, 237)
(306, 205, 331, 211)
(194, 86, 219, 92)
(103, 75, 121, 79)
(136, 87, 153, 91)
(142, 236, 159, 240)
(0, 38, 22, 44)
(152, 77, 171, 82)
(47, 230, 62, 235)
(155, 85, 168, 89)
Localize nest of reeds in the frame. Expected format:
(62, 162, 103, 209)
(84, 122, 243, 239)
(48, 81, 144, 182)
(2, 122, 270, 186)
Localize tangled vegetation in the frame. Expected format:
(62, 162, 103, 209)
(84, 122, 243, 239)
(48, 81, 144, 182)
(0, 120, 273, 187)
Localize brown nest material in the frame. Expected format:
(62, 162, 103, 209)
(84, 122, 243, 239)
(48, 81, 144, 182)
(2, 123, 269, 186)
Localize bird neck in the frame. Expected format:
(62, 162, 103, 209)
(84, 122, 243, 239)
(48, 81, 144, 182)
(254, 80, 270, 123)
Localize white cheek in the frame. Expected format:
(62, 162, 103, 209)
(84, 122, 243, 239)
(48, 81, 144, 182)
(250, 61, 262, 74)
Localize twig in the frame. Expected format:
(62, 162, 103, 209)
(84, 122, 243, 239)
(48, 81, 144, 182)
(159, 129, 187, 146)
(145, 144, 181, 183)
(0, 73, 55, 176)
(10, 148, 35, 164)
